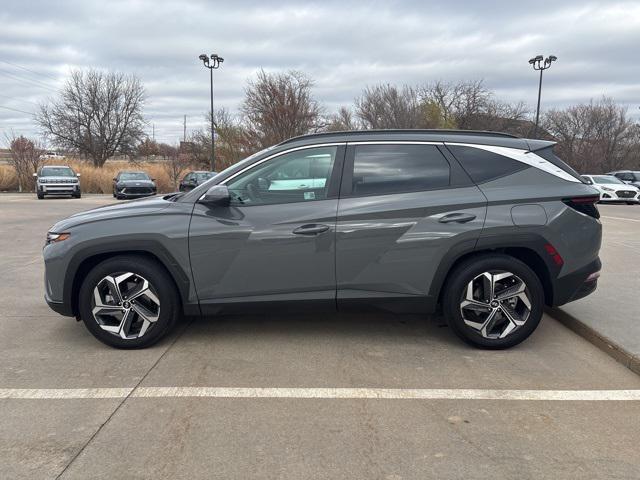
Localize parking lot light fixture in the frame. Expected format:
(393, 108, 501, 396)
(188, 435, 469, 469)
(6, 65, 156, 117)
(198, 53, 224, 171)
(529, 54, 557, 139)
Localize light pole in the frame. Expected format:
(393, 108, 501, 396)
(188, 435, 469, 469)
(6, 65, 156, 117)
(529, 54, 557, 138)
(198, 53, 224, 171)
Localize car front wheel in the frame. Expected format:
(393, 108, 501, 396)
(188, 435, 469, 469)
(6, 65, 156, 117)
(443, 254, 544, 349)
(78, 255, 180, 348)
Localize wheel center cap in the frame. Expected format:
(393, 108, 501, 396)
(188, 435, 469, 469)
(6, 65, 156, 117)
(490, 300, 499, 308)
(122, 301, 131, 309)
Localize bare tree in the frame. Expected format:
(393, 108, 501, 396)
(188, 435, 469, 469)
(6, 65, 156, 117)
(5, 134, 44, 192)
(241, 70, 323, 149)
(543, 97, 638, 173)
(326, 106, 362, 132)
(160, 144, 187, 190)
(355, 84, 424, 129)
(137, 138, 160, 159)
(37, 69, 145, 167)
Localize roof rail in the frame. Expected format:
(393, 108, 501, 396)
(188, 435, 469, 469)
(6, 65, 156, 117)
(278, 129, 519, 145)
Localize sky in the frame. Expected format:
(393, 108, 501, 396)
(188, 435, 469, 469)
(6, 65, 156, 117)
(1, 0, 639, 145)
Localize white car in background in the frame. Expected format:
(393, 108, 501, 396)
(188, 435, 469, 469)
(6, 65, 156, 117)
(581, 174, 640, 204)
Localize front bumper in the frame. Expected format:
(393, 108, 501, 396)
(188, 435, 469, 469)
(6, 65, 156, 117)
(39, 183, 80, 195)
(599, 191, 639, 202)
(116, 187, 156, 198)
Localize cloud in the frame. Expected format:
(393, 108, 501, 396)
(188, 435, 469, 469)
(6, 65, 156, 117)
(1, 0, 639, 144)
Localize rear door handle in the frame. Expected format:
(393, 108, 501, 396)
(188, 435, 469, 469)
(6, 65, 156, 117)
(293, 224, 330, 235)
(439, 213, 477, 224)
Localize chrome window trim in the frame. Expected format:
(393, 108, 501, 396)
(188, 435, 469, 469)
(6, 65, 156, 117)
(347, 141, 443, 146)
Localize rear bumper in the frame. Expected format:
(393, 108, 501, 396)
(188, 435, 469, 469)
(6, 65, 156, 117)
(552, 257, 601, 306)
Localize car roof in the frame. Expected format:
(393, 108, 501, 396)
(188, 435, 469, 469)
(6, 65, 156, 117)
(41, 165, 72, 169)
(118, 170, 147, 174)
(277, 129, 555, 151)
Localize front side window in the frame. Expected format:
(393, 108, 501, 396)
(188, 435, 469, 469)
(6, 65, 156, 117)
(226, 146, 337, 206)
(349, 144, 450, 196)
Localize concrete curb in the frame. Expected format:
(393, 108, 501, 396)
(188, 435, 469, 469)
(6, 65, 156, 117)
(548, 307, 640, 376)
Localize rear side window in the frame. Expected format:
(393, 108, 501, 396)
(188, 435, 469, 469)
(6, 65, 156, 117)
(350, 144, 450, 196)
(447, 146, 527, 184)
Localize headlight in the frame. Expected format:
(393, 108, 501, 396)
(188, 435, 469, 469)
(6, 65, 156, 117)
(46, 232, 70, 245)
(39, 178, 48, 184)
(602, 187, 614, 192)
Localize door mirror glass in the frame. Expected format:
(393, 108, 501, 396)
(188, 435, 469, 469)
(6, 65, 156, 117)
(200, 185, 230, 206)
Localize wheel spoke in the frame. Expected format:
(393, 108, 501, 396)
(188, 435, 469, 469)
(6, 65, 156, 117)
(495, 279, 525, 301)
(91, 271, 161, 340)
(480, 309, 500, 338)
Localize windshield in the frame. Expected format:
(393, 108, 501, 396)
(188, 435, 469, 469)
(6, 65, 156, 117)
(195, 172, 215, 182)
(40, 167, 75, 177)
(120, 172, 150, 181)
(592, 175, 624, 185)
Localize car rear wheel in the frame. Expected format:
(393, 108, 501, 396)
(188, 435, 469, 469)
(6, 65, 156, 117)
(78, 256, 180, 348)
(443, 254, 544, 349)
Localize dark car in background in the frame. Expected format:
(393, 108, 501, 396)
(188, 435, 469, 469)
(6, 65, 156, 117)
(34, 165, 81, 199)
(607, 170, 640, 190)
(113, 171, 157, 199)
(179, 171, 216, 192)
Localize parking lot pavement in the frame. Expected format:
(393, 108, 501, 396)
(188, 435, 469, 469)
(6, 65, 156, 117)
(1, 194, 640, 479)
(555, 204, 640, 372)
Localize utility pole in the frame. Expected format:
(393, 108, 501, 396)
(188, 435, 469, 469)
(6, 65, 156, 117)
(183, 115, 187, 142)
(152, 123, 155, 142)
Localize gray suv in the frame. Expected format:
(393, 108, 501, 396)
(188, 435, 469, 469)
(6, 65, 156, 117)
(43, 130, 602, 349)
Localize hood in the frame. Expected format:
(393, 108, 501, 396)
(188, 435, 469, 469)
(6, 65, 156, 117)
(50, 195, 173, 232)
(39, 176, 79, 182)
(597, 183, 639, 190)
(117, 179, 155, 186)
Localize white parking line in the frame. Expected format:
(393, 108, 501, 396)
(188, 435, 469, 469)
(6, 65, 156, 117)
(1, 387, 640, 401)
(602, 215, 640, 223)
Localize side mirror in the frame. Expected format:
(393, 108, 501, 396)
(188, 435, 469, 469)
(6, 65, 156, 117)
(151, 178, 156, 182)
(199, 185, 230, 207)
(76, 173, 81, 177)
(32, 173, 37, 177)
(113, 178, 117, 181)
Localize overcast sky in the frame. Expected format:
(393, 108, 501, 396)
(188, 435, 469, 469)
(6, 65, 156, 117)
(1, 0, 639, 145)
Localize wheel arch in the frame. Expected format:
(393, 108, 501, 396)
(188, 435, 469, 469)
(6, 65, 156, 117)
(431, 236, 556, 308)
(65, 243, 196, 318)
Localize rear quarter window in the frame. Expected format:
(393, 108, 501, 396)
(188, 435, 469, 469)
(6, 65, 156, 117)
(447, 145, 528, 184)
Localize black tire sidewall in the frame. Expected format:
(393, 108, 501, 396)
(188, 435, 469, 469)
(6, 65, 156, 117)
(443, 255, 544, 349)
(78, 256, 179, 349)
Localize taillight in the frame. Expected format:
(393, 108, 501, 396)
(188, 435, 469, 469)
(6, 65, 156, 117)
(562, 195, 600, 219)
(544, 243, 564, 266)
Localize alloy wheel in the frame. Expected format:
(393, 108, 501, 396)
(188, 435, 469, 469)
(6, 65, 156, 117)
(459, 271, 532, 339)
(91, 272, 160, 339)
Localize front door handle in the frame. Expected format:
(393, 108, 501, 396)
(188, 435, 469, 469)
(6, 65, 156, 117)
(439, 213, 477, 224)
(293, 224, 330, 235)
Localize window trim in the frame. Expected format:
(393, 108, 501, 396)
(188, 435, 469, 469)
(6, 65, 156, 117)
(218, 143, 347, 207)
(340, 141, 455, 198)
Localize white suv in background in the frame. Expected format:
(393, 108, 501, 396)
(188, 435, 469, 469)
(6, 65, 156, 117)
(34, 165, 81, 199)
(581, 174, 640, 204)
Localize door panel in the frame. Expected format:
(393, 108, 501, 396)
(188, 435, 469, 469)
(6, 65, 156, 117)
(336, 187, 487, 303)
(188, 145, 345, 313)
(189, 200, 338, 311)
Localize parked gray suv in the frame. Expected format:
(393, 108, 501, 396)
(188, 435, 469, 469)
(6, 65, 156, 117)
(43, 130, 602, 349)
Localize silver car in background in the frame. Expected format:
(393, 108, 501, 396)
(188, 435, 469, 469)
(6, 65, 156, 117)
(34, 165, 81, 199)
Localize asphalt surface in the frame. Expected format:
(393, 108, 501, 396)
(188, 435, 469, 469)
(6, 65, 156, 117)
(557, 204, 640, 368)
(1, 194, 640, 480)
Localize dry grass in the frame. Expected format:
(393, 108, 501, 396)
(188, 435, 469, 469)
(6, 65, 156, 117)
(0, 164, 18, 191)
(0, 159, 195, 194)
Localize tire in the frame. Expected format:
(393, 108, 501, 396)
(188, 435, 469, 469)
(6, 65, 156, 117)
(113, 190, 117, 198)
(73, 191, 81, 198)
(626, 202, 636, 205)
(78, 255, 180, 348)
(442, 254, 544, 349)
(37, 192, 44, 199)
